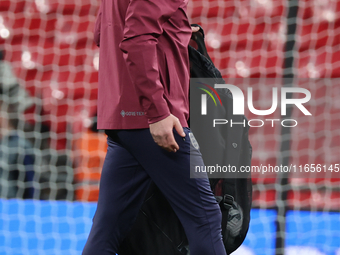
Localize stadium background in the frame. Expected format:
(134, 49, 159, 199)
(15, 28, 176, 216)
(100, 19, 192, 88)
(0, 0, 339, 254)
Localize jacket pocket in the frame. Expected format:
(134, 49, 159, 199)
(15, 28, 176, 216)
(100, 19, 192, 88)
(159, 51, 171, 95)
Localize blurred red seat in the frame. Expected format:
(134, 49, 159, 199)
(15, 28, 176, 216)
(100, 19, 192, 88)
(222, 21, 285, 51)
(0, 0, 26, 13)
(287, 190, 340, 210)
(252, 189, 277, 208)
(54, 15, 96, 48)
(236, 0, 285, 20)
(41, 98, 92, 149)
(288, 80, 340, 184)
(298, 0, 340, 22)
(29, 0, 99, 16)
(297, 22, 340, 51)
(5, 37, 54, 71)
(217, 48, 283, 78)
(189, 0, 284, 20)
(0, 12, 57, 45)
(189, 0, 235, 19)
(39, 68, 98, 142)
(297, 49, 340, 78)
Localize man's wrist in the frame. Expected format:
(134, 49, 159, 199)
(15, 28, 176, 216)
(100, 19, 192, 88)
(148, 112, 171, 125)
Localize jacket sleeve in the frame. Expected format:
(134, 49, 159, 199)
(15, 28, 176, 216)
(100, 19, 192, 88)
(93, 4, 102, 47)
(119, 0, 182, 124)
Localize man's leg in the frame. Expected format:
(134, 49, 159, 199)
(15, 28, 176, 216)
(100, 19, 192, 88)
(82, 134, 151, 255)
(116, 128, 227, 255)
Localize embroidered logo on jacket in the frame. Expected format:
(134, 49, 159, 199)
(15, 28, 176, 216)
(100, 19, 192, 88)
(120, 110, 145, 117)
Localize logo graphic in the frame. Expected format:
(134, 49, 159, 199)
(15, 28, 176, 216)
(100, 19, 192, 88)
(189, 132, 199, 150)
(198, 82, 223, 115)
(120, 110, 145, 117)
(200, 84, 312, 116)
(196, 81, 312, 128)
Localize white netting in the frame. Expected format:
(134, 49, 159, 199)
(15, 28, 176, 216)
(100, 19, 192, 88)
(0, 0, 339, 254)
(187, 0, 340, 254)
(0, 0, 101, 202)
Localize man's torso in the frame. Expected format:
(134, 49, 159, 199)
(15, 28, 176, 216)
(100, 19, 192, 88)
(95, 0, 192, 129)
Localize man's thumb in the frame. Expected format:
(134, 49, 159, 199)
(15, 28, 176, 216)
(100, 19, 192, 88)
(174, 118, 185, 137)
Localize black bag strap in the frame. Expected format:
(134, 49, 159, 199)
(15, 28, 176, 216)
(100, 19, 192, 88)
(190, 24, 213, 63)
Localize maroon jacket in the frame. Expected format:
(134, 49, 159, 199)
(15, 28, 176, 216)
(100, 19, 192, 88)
(94, 0, 191, 129)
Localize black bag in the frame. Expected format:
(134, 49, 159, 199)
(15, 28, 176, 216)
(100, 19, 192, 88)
(118, 25, 252, 255)
(188, 24, 252, 254)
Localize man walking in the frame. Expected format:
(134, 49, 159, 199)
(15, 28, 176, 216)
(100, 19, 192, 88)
(82, 0, 227, 254)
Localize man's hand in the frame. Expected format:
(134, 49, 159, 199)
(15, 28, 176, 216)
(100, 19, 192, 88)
(149, 114, 186, 152)
(149, 27, 197, 152)
(191, 26, 200, 33)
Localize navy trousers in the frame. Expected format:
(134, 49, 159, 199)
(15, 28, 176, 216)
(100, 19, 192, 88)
(82, 128, 227, 255)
